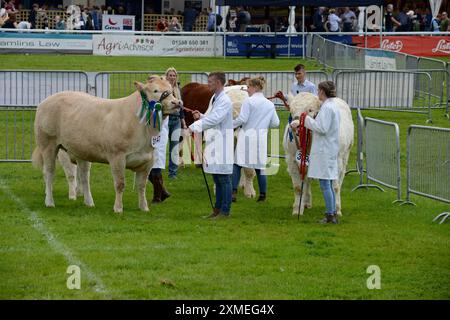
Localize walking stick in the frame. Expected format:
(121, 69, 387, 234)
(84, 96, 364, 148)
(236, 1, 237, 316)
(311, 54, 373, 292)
(192, 131, 214, 210)
(185, 106, 216, 211)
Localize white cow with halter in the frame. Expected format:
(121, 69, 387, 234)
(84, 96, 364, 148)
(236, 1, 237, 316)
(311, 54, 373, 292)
(283, 92, 354, 216)
(32, 75, 182, 213)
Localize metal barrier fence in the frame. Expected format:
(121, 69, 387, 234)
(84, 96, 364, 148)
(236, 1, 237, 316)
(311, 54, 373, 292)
(334, 69, 433, 122)
(0, 70, 90, 162)
(0, 70, 89, 106)
(352, 117, 402, 203)
(308, 34, 448, 114)
(447, 62, 450, 118)
(94, 70, 329, 103)
(402, 125, 450, 223)
(346, 108, 364, 178)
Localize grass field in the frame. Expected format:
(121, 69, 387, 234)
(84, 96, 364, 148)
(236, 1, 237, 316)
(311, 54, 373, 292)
(0, 55, 449, 300)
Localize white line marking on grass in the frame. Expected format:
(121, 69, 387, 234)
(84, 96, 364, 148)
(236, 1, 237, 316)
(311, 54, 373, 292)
(0, 182, 111, 298)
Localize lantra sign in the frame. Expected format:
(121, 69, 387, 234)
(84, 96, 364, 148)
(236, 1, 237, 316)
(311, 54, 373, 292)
(102, 15, 135, 31)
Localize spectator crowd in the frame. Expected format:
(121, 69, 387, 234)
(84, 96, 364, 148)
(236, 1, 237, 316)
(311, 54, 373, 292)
(1, 1, 449, 32)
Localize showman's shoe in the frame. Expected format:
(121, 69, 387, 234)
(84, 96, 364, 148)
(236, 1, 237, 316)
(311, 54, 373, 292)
(257, 193, 266, 202)
(232, 191, 237, 202)
(320, 213, 339, 224)
(204, 208, 221, 219)
(213, 213, 230, 220)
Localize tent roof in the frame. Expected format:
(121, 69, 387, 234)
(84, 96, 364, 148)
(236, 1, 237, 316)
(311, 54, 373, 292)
(216, 0, 384, 6)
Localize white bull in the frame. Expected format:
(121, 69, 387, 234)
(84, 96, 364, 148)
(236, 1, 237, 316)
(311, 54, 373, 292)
(283, 92, 354, 216)
(32, 76, 182, 213)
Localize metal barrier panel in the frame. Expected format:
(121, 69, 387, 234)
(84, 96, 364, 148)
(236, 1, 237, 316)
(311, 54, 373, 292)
(0, 71, 89, 106)
(0, 107, 35, 162)
(347, 108, 365, 186)
(364, 117, 401, 201)
(405, 125, 450, 204)
(334, 70, 432, 121)
(221, 71, 329, 99)
(94, 70, 329, 102)
(447, 62, 450, 116)
(94, 71, 209, 99)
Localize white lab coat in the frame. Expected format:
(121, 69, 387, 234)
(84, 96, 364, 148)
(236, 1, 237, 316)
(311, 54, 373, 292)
(152, 117, 170, 169)
(233, 92, 280, 169)
(189, 90, 234, 174)
(304, 98, 340, 180)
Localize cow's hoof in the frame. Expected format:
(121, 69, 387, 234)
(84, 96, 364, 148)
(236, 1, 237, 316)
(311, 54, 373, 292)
(336, 211, 343, 216)
(140, 206, 149, 212)
(45, 202, 55, 208)
(292, 211, 299, 216)
(114, 208, 123, 214)
(84, 201, 95, 207)
(69, 195, 77, 201)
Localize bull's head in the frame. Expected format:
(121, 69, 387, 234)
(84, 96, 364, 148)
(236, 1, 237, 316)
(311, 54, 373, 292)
(288, 92, 321, 120)
(134, 76, 182, 116)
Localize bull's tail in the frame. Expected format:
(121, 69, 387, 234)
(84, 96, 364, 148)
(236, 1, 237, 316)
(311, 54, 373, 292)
(32, 147, 43, 169)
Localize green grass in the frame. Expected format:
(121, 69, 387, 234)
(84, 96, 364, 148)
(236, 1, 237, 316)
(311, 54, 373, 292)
(0, 54, 323, 72)
(0, 55, 449, 300)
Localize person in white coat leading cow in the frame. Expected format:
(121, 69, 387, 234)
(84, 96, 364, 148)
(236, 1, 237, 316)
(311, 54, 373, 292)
(189, 72, 234, 219)
(304, 81, 341, 224)
(232, 76, 280, 202)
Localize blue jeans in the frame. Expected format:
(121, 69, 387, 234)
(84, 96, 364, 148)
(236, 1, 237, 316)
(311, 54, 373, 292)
(212, 174, 232, 215)
(168, 116, 181, 178)
(319, 179, 336, 215)
(232, 164, 267, 194)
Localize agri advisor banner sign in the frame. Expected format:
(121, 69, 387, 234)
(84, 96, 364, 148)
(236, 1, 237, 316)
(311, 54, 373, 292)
(93, 35, 222, 57)
(102, 14, 135, 31)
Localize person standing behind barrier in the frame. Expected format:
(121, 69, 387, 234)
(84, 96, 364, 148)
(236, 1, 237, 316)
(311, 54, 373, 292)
(384, 4, 401, 32)
(290, 64, 317, 96)
(165, 67, 186, 179)
(440, 12, 450, 31)
(301, 81, 341, 224)
(183, 3, 198, 31)
(148, 75, 171, 204)
(189, 72, 234, 219)
(232, 77, 280, 203)
(327, 9, 341, 32)
(341, 7, 356, 32)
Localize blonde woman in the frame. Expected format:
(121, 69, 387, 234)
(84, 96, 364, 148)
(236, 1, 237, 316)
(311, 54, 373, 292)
(232, 76, 280, 202)
(165, 67, 186, 179)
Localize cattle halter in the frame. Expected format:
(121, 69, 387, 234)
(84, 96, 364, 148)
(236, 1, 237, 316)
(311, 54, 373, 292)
(137, 91, 163, 131)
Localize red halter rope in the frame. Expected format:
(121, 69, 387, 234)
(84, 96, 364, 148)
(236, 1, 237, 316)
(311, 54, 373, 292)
(267, 91, 290, 110)
(298, 112, 312, 180)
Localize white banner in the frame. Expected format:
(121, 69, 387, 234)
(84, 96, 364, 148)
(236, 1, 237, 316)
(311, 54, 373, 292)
(364, 50, 397, 70)
(102, 14, 135, 31)
(0, 34, 92, 51)
(93, 34, 223, 57)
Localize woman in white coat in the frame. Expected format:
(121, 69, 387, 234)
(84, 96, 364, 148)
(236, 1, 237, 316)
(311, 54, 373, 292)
(304, 81, 341, 224)
(232, 76, 280, 202)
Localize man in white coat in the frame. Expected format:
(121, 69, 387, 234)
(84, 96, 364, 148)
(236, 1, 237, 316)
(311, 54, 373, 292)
(232, 76, 280, 202)
(303, 81, 341, 224)
(189, 72, 234, 219)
